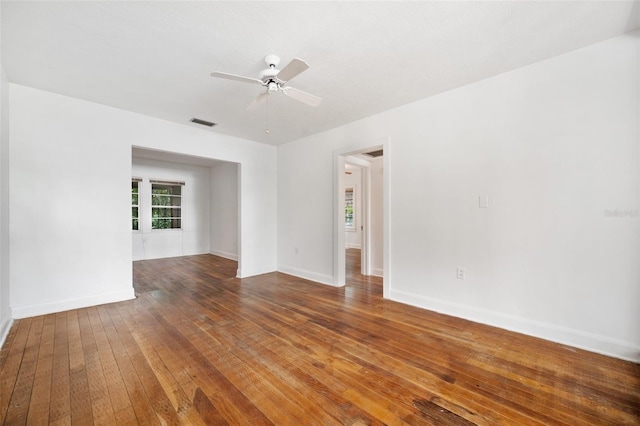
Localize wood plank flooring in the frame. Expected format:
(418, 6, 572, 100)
(1, 250, 638, 425)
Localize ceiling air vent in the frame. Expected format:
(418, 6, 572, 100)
(190, 118, 217, 127)
(363, 149, 383, 158)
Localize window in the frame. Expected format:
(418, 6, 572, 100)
(151, 181, 183, 229)
(345, 187, 355, 229)
(132, 179, 141, 230)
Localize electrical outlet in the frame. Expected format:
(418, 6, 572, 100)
(457, 267, 465, 280)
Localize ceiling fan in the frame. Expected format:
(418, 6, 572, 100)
(211, 54, 322, 110)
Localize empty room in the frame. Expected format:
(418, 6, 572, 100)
(0, 1, 639, 424)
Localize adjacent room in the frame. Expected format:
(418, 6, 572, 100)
(0, 1, 638, 424)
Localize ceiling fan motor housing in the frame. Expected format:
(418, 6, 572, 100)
(260, 54, 285, 87)
(259, 67, 280, 84)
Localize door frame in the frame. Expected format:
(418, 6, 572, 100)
(333, 137, 390, 297)
(344, 157, 372, 275)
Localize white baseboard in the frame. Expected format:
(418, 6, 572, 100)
(390, 288, 640, 363)
(11, 288, 136, 319)
(277, 265, 336, 287)
(134, 248, 211, 262)
(345, 243, 361, 249)
(236, 264, 276, 279)
(210, 249, 238, 261)
(370, 267, 383, 277)
(0, 317, 14, 349)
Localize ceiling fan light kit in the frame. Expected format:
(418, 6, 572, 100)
(264, 54, 280, 68)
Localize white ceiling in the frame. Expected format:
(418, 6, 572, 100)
(3, 1, 639, 146)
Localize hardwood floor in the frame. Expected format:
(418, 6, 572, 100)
(1, 252, 638, 425)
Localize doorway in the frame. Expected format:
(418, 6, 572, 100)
(333, 138, 389, 297)
(131, 147, 241, 274)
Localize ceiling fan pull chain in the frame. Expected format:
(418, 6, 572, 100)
(265, 91, 270, 135)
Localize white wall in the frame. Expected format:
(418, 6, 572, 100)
(132, 158, 212, 260)
(344, 167, 361, 249)
(0, 0, 13, 345)
(278, 32, 640, 361)
(210, 161, 239, 261)
(277, 141, 335, 285)
(10, 84, 277, 318)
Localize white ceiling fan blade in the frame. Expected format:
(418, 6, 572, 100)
(276, 58, 309, 82)
(282, 87, 322, 107)
(246, 91, 268, 110)
(211, 71, 263, 85)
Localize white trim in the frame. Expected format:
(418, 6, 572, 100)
(334, 154, 346, 286)
(390, 288, 640, 363)
(345, 186, 356, 230)
(382, 142, 390, 298)
(236, 264, 276, 279)
(361, 165, 370, 276)
(210, 249, 238, 261)
(333, 137, 390, 292)
(236, 163, 243, 279)
(11, 289, 136, 319)
(149, 179, 185, 186)
(344, 155, 372, 168)
(0, 318, 14, 349)
(371, 268, 384, 277)
(345, 243, 361, 249)
(277, 265, 335, 287)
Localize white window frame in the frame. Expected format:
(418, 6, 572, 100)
(345, 186, 356, 231)
(150, 180, 184, 230)
(132, 178, 141, 232)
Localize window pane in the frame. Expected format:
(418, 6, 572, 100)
(345, 188, 354, 228)
(152, 218, 181, 229)
(151, 183, 182, 229)
(152, 207, 180, 219)
(152, 218, 169, 229)
(152, 184, 181, 196)
(132, 181, 139, 230)
(151, 195, 181, 207)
